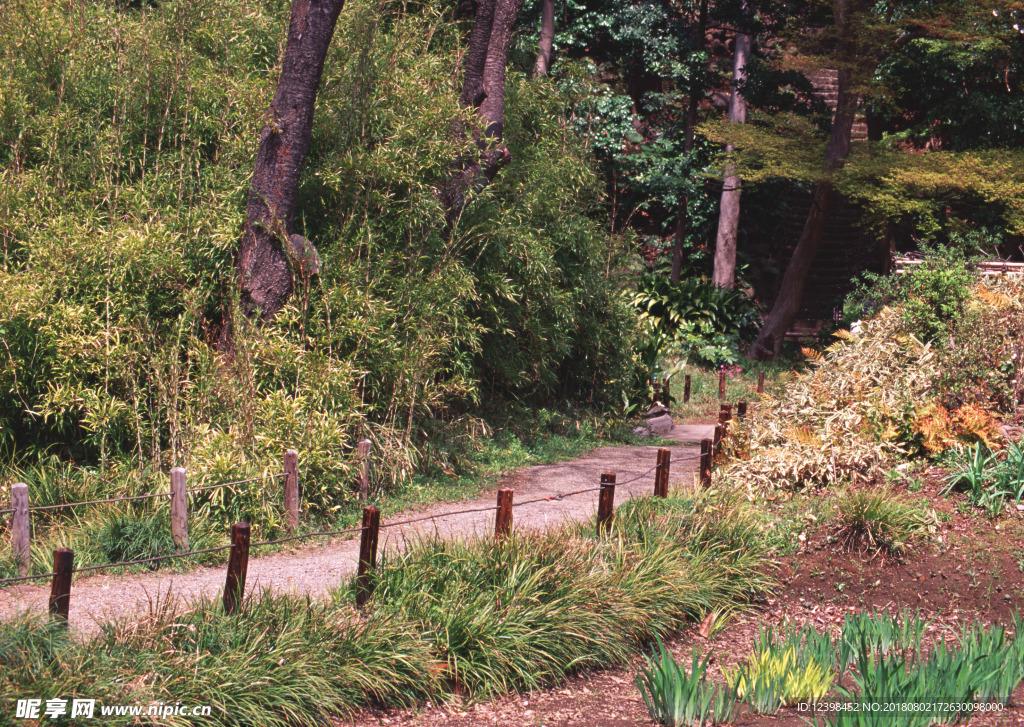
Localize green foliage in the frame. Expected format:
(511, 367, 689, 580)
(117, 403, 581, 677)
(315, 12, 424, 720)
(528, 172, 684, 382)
(843, 244, 978, 342)
(630, 274, 761, 369)
(832, 487, 932, 556)
(635, 641, 736, 727)
(1, 490, 771, 722)
(942, 442, 1024, 517)
(364, 488, 770, 697)
(0, 0, 636, 529)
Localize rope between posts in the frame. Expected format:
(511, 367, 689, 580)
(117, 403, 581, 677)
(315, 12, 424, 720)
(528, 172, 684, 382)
(612, 463, 660, 487)
(382, 504, 500, 530)
(516, 487, 602, 509)
(0, 571, 58, 586)
(71, 543, 236, 574)
(249, 525, 365, 549)
(188, 473, 287, 494)
(29, 491, 171, 511)
(0, 507, 13, 515)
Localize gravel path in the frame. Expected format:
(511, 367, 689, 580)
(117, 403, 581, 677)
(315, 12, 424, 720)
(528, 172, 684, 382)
(0, 435, 709, 635)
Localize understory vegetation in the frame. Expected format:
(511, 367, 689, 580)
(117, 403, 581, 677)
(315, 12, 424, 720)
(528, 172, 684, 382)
(721, 260, 1024, 496)
(0, 490, 771, 725)
(637, 611, 1024, 726)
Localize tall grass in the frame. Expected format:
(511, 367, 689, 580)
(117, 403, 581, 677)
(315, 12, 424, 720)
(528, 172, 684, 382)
(1, 489, 772, 725)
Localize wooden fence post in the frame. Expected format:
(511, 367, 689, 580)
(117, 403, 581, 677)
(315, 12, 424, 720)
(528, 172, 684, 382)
(683, 374, 691, 403)
(757, 371, 765, 394)
(12, 482, 29, 578)
(283, 449, 299, 531)
(49, 548, 73, 622)
(719, 369, 726, 400)
(597, 473, 616, 535)
(355, 506, 380, 608)
(714, 424, 724, 448)
(700, 439, 712, 488)
(495, 488, 513, 540)
(170, 467, 188, 551)
(663, 378, 671, 404)
(223, 522, 251, 615)
(737, 401, 748, 419)
(357, 439, 372, 501)
(655, 449, 670, 498)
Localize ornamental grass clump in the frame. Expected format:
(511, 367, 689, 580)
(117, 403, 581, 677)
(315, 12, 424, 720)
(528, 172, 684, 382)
(832, 488, 933, 557)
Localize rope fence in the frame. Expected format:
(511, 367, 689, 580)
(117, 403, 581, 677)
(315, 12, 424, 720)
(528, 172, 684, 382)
(2, 398, 750, 623)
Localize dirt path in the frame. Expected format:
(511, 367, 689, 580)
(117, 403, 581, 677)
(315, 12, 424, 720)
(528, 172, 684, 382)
(0, 434, 709, 635)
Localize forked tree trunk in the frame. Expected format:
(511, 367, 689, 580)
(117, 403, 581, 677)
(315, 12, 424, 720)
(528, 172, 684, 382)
(749, 67, 858, 360)
(669, 0, 708, 284)
(712, 20, 752, 288)
(533, 0, 554, 77)
(236, 0, 344, 322)
(442, 0, 524, 224)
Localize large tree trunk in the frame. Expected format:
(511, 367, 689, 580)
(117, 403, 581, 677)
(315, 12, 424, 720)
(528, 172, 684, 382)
(749, 0, 861, 359)
(711, 21, 752, 288)
(749, 67, 858, 360)
(236, 0, 344, 322)
(533, 0, 554, 77)
(442, 0, 523, 224)
(669, 0, 708, 284)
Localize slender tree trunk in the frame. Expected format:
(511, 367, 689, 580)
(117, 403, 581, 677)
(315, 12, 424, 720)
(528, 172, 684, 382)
(749, 67, 858, 359)
(669, 0, 708, 284)
(442, 0, 524, 223)
(712, 20, 752, 288)
(237, 0, 344, 322)
(533, 0, 554, 77)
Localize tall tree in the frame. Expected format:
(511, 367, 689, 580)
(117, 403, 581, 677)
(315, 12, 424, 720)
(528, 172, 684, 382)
(236, 0, 344, 322)
(533, 0, 555, 77)
(442, 0, 526, 223)
(711, 3, 752, 288)
(750, 0, 861, 359)
(669, 0, 708, 284)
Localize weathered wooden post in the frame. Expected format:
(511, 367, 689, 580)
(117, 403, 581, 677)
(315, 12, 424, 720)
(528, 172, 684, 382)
(719, 403, 732, 424)
(355, 506, 380, 608)
(700, 439, 713, 488)
(597, 473, 616, 535)
(495, 488, 513, 540)
(356, 439, 372, 501)
(170, 467, 188, 551)
(663, 378, 671, 404)
(655, 448, 671, 498)
(283, 449, 299, 531)
(683, 374, 691, 403)
(714, 424, 724, 448)
(757, 371, 765, 394)
(719, 369, 726, 400)
(737, 401, 748, 419)
(12, 482, 29, 578)
(223, 523, 251, 615)
(49, 548, 74, 622)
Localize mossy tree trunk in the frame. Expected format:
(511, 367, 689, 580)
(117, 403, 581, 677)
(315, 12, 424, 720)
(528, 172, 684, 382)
(442, 0, 525, 224)
(236, 0, 344, 323)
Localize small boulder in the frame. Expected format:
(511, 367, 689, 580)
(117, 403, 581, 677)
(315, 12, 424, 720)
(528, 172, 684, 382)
(646, 413, 675, 435)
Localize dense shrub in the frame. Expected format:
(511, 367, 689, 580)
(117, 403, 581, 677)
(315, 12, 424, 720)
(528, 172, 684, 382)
(843, 244, 977, 342)
(0, 0, 636, 521)
(631, 274, 761, 369)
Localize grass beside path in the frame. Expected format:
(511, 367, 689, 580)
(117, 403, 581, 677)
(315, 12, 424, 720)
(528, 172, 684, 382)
(0, 486, 773, 727)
